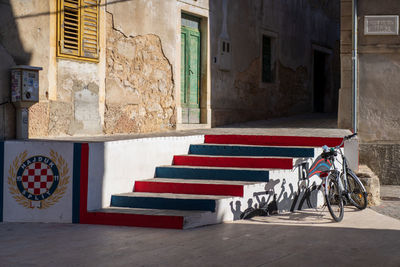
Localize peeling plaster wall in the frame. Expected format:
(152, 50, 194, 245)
(104, 13, 175, 134)
(49, 61, 102, 136)
(1, 0, 340, 138)
(106, 0, 177, 82)
(210, 0, 340, 126)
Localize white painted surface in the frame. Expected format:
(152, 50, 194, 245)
(344, 137, 359, 171)
(3, 141, 74, 223)
(185, 153, 325, 228)
(87, 135, 205, 210)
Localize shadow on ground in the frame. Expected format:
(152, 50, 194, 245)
(0, 216, 399, 266)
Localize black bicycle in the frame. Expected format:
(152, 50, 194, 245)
(296, 133, 368, 222)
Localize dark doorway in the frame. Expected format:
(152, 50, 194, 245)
(313, 50, 327, 113)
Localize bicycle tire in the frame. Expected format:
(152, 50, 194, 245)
(346, 171, 368, 210)
(325, 175, 344, 222)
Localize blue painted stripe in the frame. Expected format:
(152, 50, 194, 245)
(111, 195, 216, 212)
(72, 143, 81, 223)
(156, 166, 269, 182)
(189, 144, 314, 158)
(0, 142, 4, 222)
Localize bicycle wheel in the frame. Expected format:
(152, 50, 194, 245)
(346, 171, 368, 210)
(325, 175, 344, 222)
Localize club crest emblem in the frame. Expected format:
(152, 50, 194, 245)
(8, 150, 70, 209)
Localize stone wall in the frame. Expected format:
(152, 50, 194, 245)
(104, 13, 175, 134)
(360, 143, 400, 185)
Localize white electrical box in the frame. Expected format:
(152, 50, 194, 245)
(11, 65, 42, 105)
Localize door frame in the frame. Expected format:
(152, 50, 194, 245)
(181, 15, 201, 123)
(176, 4, 211, 129)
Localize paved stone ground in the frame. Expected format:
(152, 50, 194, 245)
(371, 185, 400, 220)
(0, 208, 399, 267)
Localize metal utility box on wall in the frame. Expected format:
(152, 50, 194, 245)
(11, 66, 41, 104)
(10, 65, 42, 139)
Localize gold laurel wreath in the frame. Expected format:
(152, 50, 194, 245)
(7, 150, 70, 209)
(8, 151, 30, 208)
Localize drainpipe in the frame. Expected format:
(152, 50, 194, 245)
(352, 0, 358, 133)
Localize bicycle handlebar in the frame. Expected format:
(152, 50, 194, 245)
(321, 133, 357, 160)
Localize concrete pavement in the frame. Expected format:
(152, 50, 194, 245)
(0, 207, 399, 267)
(371, 185, 400, 220)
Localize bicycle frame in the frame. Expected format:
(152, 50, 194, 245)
(325, 137, 367, 202)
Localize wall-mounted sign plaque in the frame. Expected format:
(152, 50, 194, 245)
(364, 16, 399, 35)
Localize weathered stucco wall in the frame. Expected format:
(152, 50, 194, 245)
(104, 13, 175, 133)
(1, 0, 180, 138)
(0, 0, 108, 138)
(338, 0, 352, 129)
(340, 0, 400, 184)
(0, 0, 50, 139)
(210, 0, 340, 126)
(340, 0, 400, 141)
(358, 54, 400, 142)
(1, 0, 340, 138)
(0, 44, 16, 139)
(52, 61, 103, 136)
(106, 0, 177, 81)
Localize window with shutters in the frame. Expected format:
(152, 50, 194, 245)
(57, 0, 99, 61)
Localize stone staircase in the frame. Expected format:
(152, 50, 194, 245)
(88, 135, 344, 229)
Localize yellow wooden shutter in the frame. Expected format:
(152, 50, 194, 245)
(60, 0, 80, 56)
(80, 0, 99, 59)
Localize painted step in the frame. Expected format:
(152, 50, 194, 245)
(189, 144, 314, 157)
(155, 166, 270, 182)
(111, 192, 231, 212)
(205, 135, 343, 147)
(86, 207, 213, 229)
(134, 178, 256, 196)
(173, 155, 293, 169)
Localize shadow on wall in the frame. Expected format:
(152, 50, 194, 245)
(0, 0, 32, 139)
(234, 157, 332, 220)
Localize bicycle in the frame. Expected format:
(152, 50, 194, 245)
(295, 133, 367, 222)
(321, 133, 368, 218)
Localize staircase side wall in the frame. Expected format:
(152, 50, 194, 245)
(86, 135, 205, 210)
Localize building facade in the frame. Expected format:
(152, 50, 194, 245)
(339, 0, 400, 184)
(0, 0, 340, 138)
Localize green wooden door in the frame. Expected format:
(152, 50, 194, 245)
(181, 15, 201, 124)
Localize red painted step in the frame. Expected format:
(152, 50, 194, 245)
(82, 211, 184, 229)
(135, 180, 244, 197)
(173, 155, 292, 169)
(205, 135, 343, 147)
